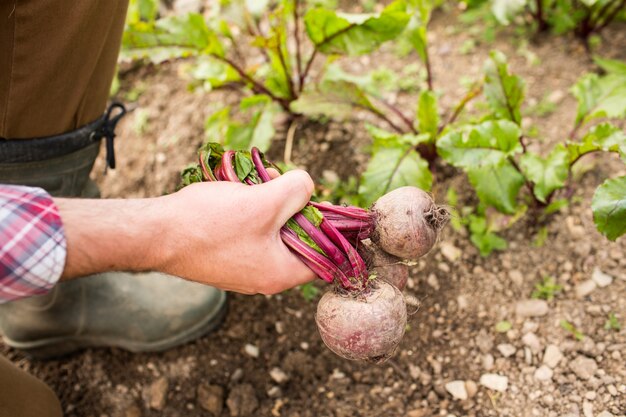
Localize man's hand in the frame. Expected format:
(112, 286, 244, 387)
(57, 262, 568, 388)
(56, 170, 316, 294)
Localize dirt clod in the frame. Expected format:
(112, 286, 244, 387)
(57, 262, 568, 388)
(197, 384, 224, 416)
(146, 377, 168, 410)
(226, 384, 258, 417)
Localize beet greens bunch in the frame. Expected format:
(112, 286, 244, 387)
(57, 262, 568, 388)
(181, 142, 449, 362)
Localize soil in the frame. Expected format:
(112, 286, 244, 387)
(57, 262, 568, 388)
(2, 6, 625, 417)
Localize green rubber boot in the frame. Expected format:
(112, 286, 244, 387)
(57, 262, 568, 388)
(0, 119, 227, 359)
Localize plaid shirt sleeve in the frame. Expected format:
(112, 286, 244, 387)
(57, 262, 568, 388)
(0, 185, 67, 303)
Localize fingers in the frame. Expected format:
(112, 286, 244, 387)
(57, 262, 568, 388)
(255, 169, 314, 228)
(266, 168, 281, 179)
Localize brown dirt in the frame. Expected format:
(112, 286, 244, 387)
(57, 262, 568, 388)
(2, 7, 626, 417)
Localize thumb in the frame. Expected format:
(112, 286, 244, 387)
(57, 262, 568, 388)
(257, 169, 314, 227)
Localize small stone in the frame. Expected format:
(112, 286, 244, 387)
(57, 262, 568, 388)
(566, 216, 585, 237)
(576, 280, 597, 298)
(606, 384, 617, 396)
(475, 330, 494, 353)
(457, 295, 469, 310)
(440, 243, 461, 262)
(147, 377, 168, 410)
(569, 356, 598, 380)
(407, 410, 429, 417)
(331, 369, 346, 379)
(479, 374, 508, 392)
(267, 386, 281, 398)
(445, 380, 468, 400)
(427, 273, 440, 290)
(230, 368, 243, 382)
(582, 400, 593, 417)
(226, 384, 258, 417)
(509, 269, 524, 286)
(269, 367, 289, 384)
(534, 365, 554, 381)
(482, 354, 494, 371)
(465, 380, 478, 398)
(244, 344, 259, 358)
(592, 268, 613, 287)
(522, 332, 542, 353)
(597, 412, 613, 417)
(497, 343, 516, 358)
(543, 345, 563, 368)
(584, 391, 596, 400)
(409, 364, 421, 380)
(275, 322, 284, 334)
(428, 357, 442, 375)
(197, 384, 224, 416)
(515, 300, 549, 317)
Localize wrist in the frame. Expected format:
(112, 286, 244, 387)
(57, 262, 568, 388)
(56, 197, 162, 279)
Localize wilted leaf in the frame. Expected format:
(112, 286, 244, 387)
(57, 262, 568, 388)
(592, 176, 626, 241)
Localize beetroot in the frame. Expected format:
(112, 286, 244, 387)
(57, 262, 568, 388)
(371, 187, 449, 259)
(360, 239, 409, 290)
(313, 187, 449, 260)
(316, 281, 407, 363)
(189, 144, 448, 363)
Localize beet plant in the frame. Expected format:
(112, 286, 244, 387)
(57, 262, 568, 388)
(436, 53, 626, 254)
(315, 48, 625, 255)
(485, 0, 626, 48)
(181, 143, 449, 362)
(121, 0, 410, 151)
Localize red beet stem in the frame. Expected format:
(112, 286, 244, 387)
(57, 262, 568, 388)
(319, 219, 368, 285)
(251, 148, 272, 182)
(198, 154, 216, 181)
(310, 201, 370, 221)
(292, 213, 354, 277)
(280, 228, 355, 289)
(221, 151, 240, 183)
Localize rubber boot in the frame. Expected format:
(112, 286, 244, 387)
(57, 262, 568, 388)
(0, 117, 227, 359)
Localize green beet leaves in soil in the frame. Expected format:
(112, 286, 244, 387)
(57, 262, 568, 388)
(437, 120, 523, 169)
(571, 72, 626, 129)
(592, 176, 626, 241)
(520, 144, 569, 203)
(304, 0, 410, 56)
(483, 51, 525, 126)
(359, 125, 432, 206)
(121, 13, 224, 63)
(290, 80, 378, 119)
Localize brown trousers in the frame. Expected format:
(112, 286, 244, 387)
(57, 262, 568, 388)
(1, 1, 128, 416)
(0, 356, 62, 417)
(0, 0, 129, 139)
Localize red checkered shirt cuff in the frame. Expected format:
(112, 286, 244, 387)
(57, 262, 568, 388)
(0, 185, 67, 303)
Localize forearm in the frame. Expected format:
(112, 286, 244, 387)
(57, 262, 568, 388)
(55, 197, 164, 280)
